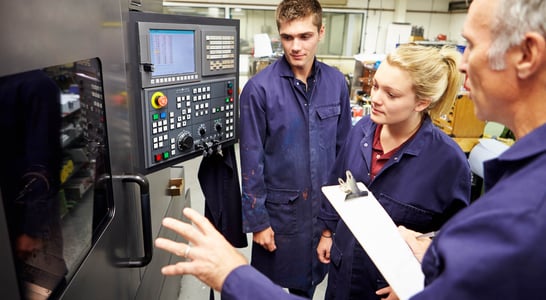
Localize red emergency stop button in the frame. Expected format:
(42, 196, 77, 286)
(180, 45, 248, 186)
(151, 91, 168, 109)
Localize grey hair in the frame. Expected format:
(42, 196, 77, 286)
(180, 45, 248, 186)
(489, 0, 546, 70)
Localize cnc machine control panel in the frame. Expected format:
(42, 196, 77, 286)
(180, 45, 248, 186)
(128, 12, 240, 173)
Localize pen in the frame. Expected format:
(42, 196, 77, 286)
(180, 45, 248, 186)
(417, 231, 438, 239)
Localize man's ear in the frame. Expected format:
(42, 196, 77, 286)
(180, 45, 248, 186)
(318, 25, 325, 41)
(516, 32, 546, 79)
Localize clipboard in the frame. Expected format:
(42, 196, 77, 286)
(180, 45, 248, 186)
(322, 172, 424, 300)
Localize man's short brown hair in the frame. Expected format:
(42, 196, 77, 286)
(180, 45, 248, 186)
(276, 0, 323, 32)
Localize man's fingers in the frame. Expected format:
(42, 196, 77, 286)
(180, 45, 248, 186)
(182, 207, 218, 236)
(161, 217, 199, 243)
(161, 261, 197, 276)
(155, 237, 186, 256)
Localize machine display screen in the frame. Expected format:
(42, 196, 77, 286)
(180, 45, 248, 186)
(149, 29, 195, 76)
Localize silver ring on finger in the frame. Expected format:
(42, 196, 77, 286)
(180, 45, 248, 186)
(183, 245, 191, 258)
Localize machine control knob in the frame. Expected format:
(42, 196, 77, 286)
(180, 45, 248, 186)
(151, 91, 168, 109)
(176, 131, 194, 151)
(198, 125, 206, 136)
(215, 122, 223, 133)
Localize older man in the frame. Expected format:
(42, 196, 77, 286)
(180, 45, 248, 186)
(400, 0, 546, 299)
(155, 0, 546, 299)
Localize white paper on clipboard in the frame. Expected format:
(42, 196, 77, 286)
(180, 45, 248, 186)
(321, 182, 424, 300)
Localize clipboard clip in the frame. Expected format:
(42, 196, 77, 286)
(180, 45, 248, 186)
(338, 170, 368, 200)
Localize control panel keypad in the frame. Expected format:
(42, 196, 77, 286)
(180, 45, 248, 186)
(144, 78, 236, 167)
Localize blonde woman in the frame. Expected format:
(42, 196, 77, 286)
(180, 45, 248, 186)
(317, 44, 472, 300)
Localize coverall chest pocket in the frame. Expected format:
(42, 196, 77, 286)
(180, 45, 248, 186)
(377, 193, 437, 233)
(265, 188, 299, 235)
(316, 105, 341, 150)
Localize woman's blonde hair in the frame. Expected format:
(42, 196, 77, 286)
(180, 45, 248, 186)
(386, 44, 463, 119)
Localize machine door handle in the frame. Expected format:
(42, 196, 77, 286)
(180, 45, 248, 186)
(114, 174, 153, 268)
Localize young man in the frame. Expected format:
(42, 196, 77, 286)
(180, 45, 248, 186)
(155, 0, 546, 299)
(238, 0, 351, 297)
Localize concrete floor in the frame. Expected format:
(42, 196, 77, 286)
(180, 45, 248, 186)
(177, 143, 327, 299)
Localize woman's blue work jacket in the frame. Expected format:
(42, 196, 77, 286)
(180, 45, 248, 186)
(318, 115, 471, 299)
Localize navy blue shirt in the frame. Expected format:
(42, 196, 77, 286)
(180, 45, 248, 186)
(318, 115, 471, 299)
(0, 70, 61, 239)
(239, 55, 352, 290)
(413, 123, 546, 299)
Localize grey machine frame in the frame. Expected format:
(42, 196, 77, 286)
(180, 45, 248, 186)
(0, 0, 239, 299)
